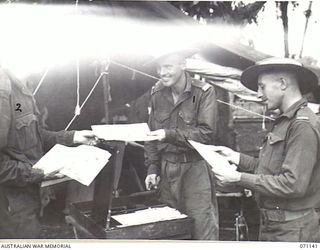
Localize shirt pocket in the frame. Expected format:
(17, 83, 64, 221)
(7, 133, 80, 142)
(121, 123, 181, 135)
(178, 110, 196, 127)
(153, 111, 170, 129)
(267, 132, 286, 174)
(12, 113, 39, 151)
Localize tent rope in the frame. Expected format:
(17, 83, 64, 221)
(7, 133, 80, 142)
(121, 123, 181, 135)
(33, 66, 50, 96)
(110, 60, 160, 81)
(110, 61, 275, 122)
(217, 100, 274, 121)
(65, 71, 109, 130)
(33, 59, 274, 129)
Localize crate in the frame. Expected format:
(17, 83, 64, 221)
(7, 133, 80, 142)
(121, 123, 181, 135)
(66, 142, 193, 239)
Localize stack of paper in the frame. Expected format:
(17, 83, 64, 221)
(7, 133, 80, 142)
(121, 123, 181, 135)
(92, 123, 158, 141)
(33, 144, 111, 186)
(112, 206, 187, 227)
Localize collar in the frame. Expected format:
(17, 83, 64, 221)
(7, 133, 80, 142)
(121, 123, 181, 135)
(6, 72, 33, 97)
(183, 73, 192, 93)
(160, 72, 192, 105)
(165, 72, 191, 94)
(277, 98, 308, 120)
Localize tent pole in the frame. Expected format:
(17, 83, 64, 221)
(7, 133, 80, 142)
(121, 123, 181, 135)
(101, 59, 111, 124)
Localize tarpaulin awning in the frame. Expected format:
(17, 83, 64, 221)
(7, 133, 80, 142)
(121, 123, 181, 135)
(186, 58, 260, 102)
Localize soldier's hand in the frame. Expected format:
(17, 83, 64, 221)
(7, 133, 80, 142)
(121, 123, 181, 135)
(211, 146, 240, 165)
(43, 169, 65, 181)
(214, 169, 242, 183)
(73, 130, 99, 146)
(145, 174, 160, 190)
(147, 129, 166, 141)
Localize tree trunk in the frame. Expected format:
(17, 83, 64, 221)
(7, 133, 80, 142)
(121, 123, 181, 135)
(279, 2, 289, 58)
(299, 1, 313, 58)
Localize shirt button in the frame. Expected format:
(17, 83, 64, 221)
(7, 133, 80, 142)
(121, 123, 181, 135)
(276, 206, 280, 210)
(178, 111, 183, 117)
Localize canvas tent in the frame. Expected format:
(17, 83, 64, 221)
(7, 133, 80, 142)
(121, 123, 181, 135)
(17, 1, 275, 132)
(2, 1, 320, 212)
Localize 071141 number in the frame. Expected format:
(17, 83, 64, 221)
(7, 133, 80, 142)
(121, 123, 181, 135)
(300, 244, 318, 248)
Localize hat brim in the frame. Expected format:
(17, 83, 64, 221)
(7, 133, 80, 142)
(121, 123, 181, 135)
(145, 48, 200, 66)
(240, 64, 319, 94)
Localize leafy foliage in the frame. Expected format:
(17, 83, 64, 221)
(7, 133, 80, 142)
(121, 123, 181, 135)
(170, 1, 266, 25)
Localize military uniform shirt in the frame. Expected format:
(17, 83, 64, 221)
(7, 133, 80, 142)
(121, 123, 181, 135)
(145, 74, 218, 175)
(238, 98, 320, 211)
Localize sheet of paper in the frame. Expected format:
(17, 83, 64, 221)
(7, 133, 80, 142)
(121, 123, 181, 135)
(112, 206, 187, 227)
(188, 140, 236, 174)
(41, 176, 72, 188)
(33, 144, 111, 186)
(92, 123, 157, 141)
(59, 145, 111, 186)
(33, 144, 71, 175)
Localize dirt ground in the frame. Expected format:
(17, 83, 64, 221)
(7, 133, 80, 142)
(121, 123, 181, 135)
(39, 199, 74, 239)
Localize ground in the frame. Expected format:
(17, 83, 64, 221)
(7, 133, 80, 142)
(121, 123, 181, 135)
(40, 198, 74, 239)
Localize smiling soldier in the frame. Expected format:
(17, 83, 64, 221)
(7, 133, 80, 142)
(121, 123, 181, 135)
(144, 49, 219, 240)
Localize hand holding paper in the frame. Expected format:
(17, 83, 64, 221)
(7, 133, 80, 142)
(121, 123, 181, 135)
(33, 144, 111, 186)
(92, 123, 160, 142)
(73, 130, 99, 146)
(43, 170, 65, 181)
(188, 140, 241, 183)
(209, 145, 240, 165)
(147, 129, 166, 141)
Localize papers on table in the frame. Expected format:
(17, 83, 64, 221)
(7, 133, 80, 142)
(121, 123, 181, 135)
(188, 140, 237, 174)
(112, 206, 187, 227)
(92, 123, 158, 141)
(33, 144, 111, 186)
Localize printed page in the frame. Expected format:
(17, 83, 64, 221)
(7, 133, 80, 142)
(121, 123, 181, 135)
(92, 123, 158, 141)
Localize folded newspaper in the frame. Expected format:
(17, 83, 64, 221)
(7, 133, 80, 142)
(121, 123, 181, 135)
(33, 144, 111, 186)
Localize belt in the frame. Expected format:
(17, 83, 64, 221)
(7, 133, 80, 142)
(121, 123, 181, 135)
(260, 208, 313, 222)
(162, 151, 203, 163)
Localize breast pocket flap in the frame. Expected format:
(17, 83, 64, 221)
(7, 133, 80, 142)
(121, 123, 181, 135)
(16, 113, 37, 129)
(268, 132, 285, 145)
(179, 111, 195, 124)
(154, 112, 170, 123)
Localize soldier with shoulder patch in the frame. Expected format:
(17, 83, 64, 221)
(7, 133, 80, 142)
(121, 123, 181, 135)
(0, 66, 99, 239)
(211, 57, 320, 242)
(144, 48, 219, 240)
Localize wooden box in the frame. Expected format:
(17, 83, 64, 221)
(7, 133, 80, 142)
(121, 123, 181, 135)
(66, 142, 193, 239)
